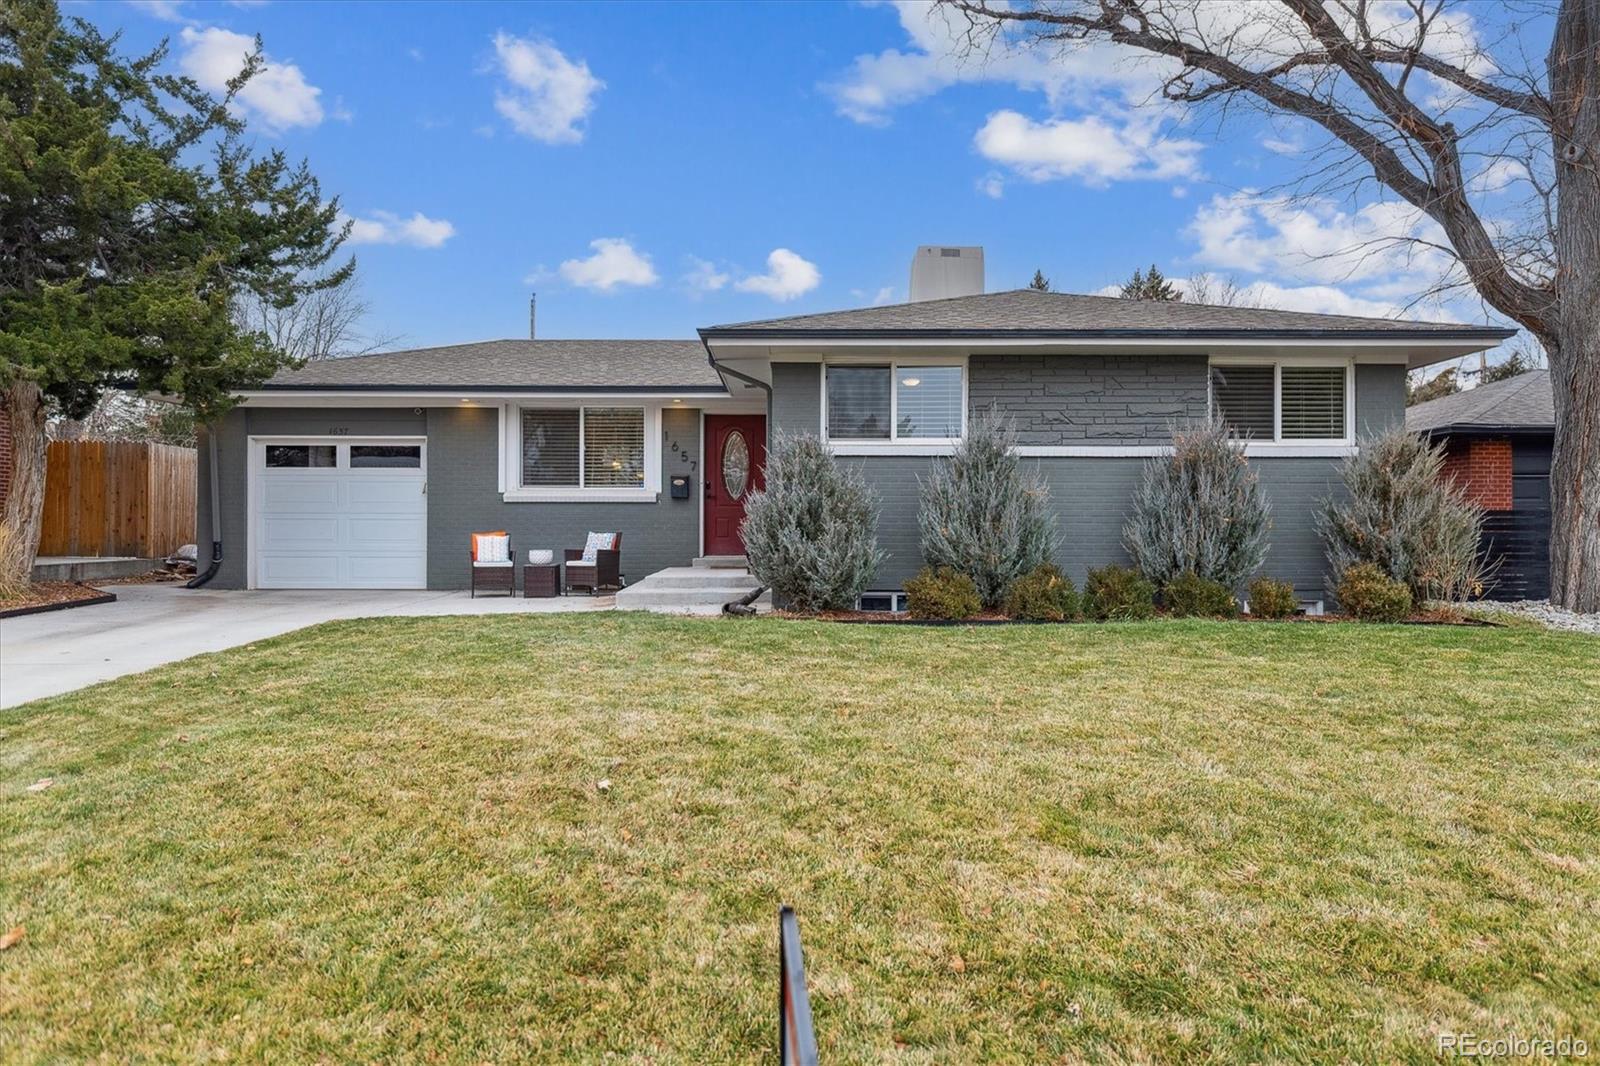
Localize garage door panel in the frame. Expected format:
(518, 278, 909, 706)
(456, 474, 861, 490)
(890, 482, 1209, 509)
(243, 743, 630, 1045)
(262, 516, 340, 550)
(259, 554, 341, 586)
(348, 554, 428, 585)
(256, 442, 426, 589)
(347, 479, 426, 509)
(263, 478, 340, 509)
(347, 516, 426, 546)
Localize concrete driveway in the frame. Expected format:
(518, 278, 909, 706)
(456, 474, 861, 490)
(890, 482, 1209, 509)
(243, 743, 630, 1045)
(1, 583, 610, 709)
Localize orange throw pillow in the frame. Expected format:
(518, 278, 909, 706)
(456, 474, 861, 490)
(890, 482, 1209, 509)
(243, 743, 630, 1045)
(471, 531, 508, 561)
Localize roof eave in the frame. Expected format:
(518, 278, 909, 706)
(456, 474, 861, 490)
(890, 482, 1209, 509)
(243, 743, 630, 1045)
(1414, 421, 1556, 435)
(248, 383, 730, 394)
(698, 326, 1517, 342)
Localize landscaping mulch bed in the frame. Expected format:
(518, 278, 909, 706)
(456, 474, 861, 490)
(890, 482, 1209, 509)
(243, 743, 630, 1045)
(774, 608, 1500, 627)
(97, 569, 192, 586)
(0, 582, 116, 619)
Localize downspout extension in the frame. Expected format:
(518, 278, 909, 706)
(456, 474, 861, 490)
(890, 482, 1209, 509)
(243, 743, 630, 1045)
(722, 583, 768, 617)
(186, 425, 223, 588)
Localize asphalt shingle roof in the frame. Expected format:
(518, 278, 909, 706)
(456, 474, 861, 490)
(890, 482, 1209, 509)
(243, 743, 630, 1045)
(701, 288, 1514, 339)
(261, 339, 725, 391)
(1405, 370, 1554, 433)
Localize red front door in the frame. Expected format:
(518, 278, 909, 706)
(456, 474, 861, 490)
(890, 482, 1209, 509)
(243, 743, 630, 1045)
(704, 415, 766, 556)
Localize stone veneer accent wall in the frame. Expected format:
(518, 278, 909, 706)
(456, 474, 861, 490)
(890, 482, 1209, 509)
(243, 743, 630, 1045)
(967, 353, 1208, 443)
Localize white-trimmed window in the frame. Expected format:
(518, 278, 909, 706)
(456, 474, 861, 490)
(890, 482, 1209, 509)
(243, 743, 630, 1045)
(507, 405, 657, 501)
(1210, 361, 1352, 443)
(824, 361, 964, 445)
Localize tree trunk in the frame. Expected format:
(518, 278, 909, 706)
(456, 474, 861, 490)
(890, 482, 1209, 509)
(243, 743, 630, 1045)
(1546, 321, 1600, 612)
(0, 381, 48, 591)
(1547, 0, 1600, 611)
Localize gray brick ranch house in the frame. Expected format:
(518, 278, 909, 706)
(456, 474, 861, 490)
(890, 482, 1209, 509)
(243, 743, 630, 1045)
(197, 284, 1510, 607)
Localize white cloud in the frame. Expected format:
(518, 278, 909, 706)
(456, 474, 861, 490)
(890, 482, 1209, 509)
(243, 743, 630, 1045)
(975, 110, 1202, 186)
(824, 0, 1161, 126)
(128, 0, 190, 21)
(976, 172, 1005, 199)
(735, 249, 821, 302)
(682, 257, 730, 295)
(490, 32, 603, 145)
(178, 27, 323, 131)
(1469, 159, 1528, 195)
(343, 211, 456, 249)
(850, 286, 897, 306)
(559, 238, 658, 291)
(1185, 190, 1450, 285)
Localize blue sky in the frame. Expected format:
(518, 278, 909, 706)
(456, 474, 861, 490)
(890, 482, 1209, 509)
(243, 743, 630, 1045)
(87, 0, 1537, 355)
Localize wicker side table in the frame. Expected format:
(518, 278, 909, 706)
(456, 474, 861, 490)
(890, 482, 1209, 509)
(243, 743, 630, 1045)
(523, 562, 561, 598)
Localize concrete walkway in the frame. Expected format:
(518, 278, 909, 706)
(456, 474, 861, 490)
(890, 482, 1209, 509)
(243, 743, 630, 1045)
(1, 583, 610, 709)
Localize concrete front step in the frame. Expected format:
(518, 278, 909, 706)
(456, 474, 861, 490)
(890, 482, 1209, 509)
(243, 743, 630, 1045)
(692, 555, 748, 569)
(614, 565, 768, 612)
(615, 587, 772, 610)
(642, 569, 761, 590)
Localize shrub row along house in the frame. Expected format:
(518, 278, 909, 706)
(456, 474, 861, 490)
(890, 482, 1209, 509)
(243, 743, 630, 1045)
(197, 248, 1511, 608)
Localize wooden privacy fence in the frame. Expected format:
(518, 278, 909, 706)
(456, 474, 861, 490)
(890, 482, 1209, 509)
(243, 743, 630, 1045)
(39, 441, 196, 559)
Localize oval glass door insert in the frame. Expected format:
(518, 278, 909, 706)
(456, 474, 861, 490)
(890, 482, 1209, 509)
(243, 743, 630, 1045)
(722, 430, 750, 500)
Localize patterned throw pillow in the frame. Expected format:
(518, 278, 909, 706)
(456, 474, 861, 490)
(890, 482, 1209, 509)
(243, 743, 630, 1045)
(477, 534, 510, 563)
(581, 531, 616, 563)
(470, 530, 508, 560)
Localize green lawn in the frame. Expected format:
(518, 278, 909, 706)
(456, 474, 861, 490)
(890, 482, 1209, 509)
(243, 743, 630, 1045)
(2, 615, 1597, 1063)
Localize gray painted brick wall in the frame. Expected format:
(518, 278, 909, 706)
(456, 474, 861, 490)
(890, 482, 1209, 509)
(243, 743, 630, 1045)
(196, 406, 424, 590)
(771, 362, 821, 438)
(845, 455, 1343, 600)
(426, 405, 701, 589)
(1355, 363, 1406, 435)
(969, 353, 1209, 443)
(199, 405, 701, 590)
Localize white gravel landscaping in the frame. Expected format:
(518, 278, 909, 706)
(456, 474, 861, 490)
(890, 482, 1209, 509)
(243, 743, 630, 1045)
(1466, 599, 1600, 635)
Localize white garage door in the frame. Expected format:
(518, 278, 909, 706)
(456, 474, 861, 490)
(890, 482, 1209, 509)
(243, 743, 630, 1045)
(253, 439, 427, 589)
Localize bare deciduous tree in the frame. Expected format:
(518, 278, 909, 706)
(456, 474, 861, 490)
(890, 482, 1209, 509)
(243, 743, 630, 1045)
(233, 272, 400, 362)
(940, 0, 1598, 610)
(1183, 271, 1264, 307)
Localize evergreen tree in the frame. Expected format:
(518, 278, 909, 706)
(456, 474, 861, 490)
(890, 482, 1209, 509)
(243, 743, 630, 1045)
(742, 434, 884, 612)
(1124, 420, 1271, 590)
(918, 410, 1056, 607)
(1480, 349, 1541, 385)
(1407, 367, 1462, 406)
(1120, 264, 1183, 301)
(0, 3, 351, 586)
(1029, 269, 1051, 292)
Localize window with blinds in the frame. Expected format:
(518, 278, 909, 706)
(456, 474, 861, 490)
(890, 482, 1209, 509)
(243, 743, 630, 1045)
(1280, 366, 1346, 439)
(520, 407, 646, 489)
(521, 409, 579, 486)
(826, 365, 892, 440)
(896, 365, 962, 438)
(582, 407, 645, 486)
(1210, 365, 1275, 439)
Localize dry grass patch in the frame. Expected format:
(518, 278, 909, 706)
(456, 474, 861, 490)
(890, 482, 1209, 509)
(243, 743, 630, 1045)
(1, 614, 1597, 1062)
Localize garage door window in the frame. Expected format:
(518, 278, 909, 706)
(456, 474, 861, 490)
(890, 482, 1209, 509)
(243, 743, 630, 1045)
(350, 444, 422, 469)
(266, 444, 336, 468)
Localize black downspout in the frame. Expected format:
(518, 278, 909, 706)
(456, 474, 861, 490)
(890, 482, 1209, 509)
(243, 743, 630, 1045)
(699, 336, 772, 613)
(186, 426, 223, 588)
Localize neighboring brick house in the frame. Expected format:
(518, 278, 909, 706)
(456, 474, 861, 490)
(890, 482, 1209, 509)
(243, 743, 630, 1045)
(1407, 371, 1554, 600)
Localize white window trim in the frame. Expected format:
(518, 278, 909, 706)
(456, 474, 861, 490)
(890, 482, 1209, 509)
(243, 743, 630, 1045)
(502, 403, 661, 503)
(821, 357, 967, 454)
(1209, 356, 1355, 449)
